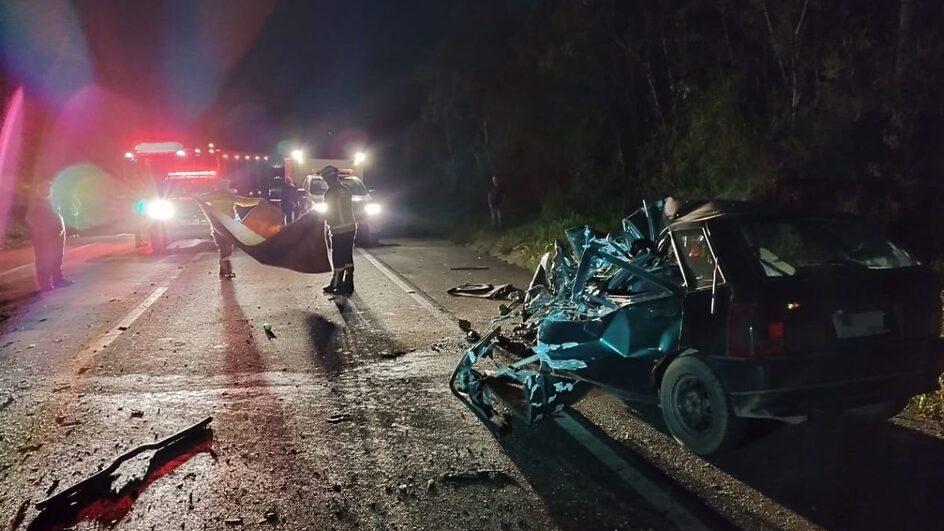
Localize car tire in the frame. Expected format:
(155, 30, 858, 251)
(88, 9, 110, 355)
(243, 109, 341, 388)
(660, 356, 745, 456)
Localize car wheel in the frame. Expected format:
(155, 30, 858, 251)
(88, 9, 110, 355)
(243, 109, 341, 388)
(660, 356, 745, 456)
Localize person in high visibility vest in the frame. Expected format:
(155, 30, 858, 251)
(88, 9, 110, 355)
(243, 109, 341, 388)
(320, 165, 357, 295)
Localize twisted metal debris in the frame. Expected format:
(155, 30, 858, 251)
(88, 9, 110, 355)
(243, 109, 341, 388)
(450, 200, 685, 436)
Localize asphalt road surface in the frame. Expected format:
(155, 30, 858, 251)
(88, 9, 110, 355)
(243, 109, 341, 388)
(1, 236, 943, 530)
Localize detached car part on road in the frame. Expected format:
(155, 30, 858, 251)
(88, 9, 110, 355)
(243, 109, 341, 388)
(451, 198, 944, 455)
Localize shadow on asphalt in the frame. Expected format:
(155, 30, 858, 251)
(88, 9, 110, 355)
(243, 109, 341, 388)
(493, 409, 730, 530)
(709, 418, 944, 529)
(623, 399, 944, 529)
(305, 314, 343, 377)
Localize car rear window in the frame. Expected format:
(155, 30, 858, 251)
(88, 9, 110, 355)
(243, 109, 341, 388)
(738, 218, 917, 277)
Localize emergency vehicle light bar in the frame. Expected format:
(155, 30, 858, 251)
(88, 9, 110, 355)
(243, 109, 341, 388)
(134, 141, 185, 154)
(167, 170, 217, 179)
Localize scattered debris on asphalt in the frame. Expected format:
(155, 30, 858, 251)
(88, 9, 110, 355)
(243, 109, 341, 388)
(263, 323, 276, 339)
(130, 409, 144, 418)
(447, 283, 522, 300)
(457, 319, 472, 332)
(0, 394, 13, 411)
(438, 469, 517, 487)
(45, 479, 60, 496)
(326, 413, 352, 424)
(29, 416, 214, 529)
(17, 443, 42, 454)
(225, 516, 244, 526)
(449, 265, 490, 271)
(380, 350, 408, 359)
(465, 330, 481, 343)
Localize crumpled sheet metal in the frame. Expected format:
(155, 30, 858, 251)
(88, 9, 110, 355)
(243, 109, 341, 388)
(450, 199, 684, 436)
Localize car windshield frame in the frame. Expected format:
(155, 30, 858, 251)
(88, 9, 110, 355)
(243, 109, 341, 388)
(734, 215, 919, 279)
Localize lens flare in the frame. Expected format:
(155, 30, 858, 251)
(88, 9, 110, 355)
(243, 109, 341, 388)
(0, 87, 24, 246)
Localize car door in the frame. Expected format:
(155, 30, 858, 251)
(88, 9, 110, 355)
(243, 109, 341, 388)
(669, 225, 730, 354)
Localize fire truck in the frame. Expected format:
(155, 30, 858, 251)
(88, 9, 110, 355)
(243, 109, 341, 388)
(124, 141, 274, 253)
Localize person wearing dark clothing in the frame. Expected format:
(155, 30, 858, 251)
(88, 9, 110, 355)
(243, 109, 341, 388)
(26, 181, 72, 291)
(320, 165, 357, 295)
(280, 177, 299, 224)
(487, 175, 505, 231)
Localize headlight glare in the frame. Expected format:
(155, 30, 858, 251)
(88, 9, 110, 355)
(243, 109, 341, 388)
(146, 199, 175, 220)
(313, 202, 328, 214)
(365, 203, 382, 216)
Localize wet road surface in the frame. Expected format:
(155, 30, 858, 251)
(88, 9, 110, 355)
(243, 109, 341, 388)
(0, 237, 942, 530)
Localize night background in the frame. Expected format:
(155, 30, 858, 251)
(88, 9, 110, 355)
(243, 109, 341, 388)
(4, 2, 944, 529)
(2, 0, 944, 256)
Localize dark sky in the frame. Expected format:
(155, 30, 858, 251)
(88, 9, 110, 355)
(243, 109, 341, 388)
(198, 0, 455, 155)
(2, 0, 456, 159)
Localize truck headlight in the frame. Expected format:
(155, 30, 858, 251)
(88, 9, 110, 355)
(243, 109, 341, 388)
(364, 203, 381, 216)
(313, 202, 328, 214)
(146, 199, 175, 220)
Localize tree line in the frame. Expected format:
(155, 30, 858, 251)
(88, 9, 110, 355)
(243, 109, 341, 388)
(399, 0, 944, 257)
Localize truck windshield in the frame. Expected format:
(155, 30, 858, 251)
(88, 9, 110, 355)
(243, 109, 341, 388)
(341, 177, 368, 195)
(309, 179, 327, 194)
(738, 218, 917, 277)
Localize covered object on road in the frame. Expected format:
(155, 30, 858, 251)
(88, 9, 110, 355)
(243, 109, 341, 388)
(199, 192, 331, 274)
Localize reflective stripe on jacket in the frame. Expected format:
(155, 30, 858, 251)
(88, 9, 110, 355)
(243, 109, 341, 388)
(324, 183, 356, 234)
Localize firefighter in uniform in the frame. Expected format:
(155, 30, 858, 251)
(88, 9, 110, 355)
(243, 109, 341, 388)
(320, 165, 357, 295)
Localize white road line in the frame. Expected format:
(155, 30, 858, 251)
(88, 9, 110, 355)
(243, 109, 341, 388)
(555, 412, 712, 530)
(357, 248, 455, 326)
(73, 252, 205, 373)
(359, 245, 716, 530)
(0, 243, 95, 279)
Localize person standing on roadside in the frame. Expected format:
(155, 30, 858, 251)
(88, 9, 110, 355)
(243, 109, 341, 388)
(203, 178, 260, 278)
(26, 180, 72, 291)
(488, 175, 505, 231)
(320, 165, 357, 295)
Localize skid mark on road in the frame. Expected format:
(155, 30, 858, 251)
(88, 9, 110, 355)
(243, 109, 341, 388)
(359, 247, 724, 530)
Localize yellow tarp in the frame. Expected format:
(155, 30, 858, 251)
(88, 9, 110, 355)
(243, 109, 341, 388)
(198, 193, 331, 274)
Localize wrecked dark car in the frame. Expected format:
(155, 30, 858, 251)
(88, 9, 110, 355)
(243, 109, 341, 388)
(451, 199, 944, 455)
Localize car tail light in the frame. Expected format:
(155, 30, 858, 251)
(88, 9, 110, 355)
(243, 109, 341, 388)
(727, 303, 785, 358)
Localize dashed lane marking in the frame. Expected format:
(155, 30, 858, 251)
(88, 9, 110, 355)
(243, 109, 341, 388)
(359, 246, 718, 531)
(72, 252, 206, 373)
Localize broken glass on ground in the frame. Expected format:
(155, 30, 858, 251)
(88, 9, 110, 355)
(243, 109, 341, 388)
(450, 199, 685, 436)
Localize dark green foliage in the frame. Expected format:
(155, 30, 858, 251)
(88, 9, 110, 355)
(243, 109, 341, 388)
(403, 0, 944, 257)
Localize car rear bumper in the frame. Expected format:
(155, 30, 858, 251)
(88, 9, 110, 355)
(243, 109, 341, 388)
(710, 337, 944, 419)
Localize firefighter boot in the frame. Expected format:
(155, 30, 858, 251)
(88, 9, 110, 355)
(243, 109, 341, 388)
(219, 258, 234, 278)
(323, 270, 343, 294)
(337, 269, 354, 296)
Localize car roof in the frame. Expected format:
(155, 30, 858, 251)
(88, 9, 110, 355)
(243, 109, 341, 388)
(663, 198, 828, 227)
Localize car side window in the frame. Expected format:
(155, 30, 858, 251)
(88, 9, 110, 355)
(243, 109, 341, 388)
(672, 228, 717, 290)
